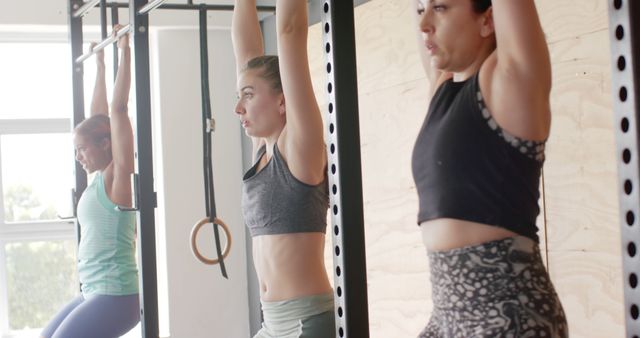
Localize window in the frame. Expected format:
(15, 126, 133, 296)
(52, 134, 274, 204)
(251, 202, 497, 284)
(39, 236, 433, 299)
(0, 35, 82, 338)
(1, 134, 74, 223)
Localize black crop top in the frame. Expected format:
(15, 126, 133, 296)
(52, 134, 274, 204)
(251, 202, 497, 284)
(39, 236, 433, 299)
(411, 73, 546, 242)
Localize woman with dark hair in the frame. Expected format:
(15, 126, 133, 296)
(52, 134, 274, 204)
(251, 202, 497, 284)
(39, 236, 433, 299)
(41, 25, 139, 338)
(232, 0, 335, 337)
(411, 0, 568, 336)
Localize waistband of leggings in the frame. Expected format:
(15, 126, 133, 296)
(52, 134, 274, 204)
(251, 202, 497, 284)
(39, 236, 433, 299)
(261, 292, 334, 323)
(427, 235, 537, 259)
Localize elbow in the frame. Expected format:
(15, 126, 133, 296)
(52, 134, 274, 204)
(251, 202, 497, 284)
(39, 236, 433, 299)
(277, 20, 300, 36)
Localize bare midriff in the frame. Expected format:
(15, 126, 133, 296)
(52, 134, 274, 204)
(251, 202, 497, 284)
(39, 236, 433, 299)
(420, 218, 519, 252)
(253, 232, 332, 302)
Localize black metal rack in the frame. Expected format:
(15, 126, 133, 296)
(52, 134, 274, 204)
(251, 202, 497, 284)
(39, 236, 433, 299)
(608, 1, 640, 337)
(67, 1, 369, 337)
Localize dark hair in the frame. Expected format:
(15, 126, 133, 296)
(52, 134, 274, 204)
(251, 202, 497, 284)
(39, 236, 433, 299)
(74, 115, 111, 145)
(472, 0, 492, 13)
(243, 55, 283, 93)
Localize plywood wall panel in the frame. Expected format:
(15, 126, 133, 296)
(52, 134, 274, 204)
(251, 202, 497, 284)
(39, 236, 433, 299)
(548, 251, 624, 337)
(536, 0, 609, 43)
(544, 29, 619, 253)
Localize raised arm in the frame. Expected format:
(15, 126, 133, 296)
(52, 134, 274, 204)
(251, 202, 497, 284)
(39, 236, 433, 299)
(492, 0, 550, 87)
(483, 0, 551, 140)
(90, 42, 109, 116)
(232, 0, 265, 155)
(108, 25, 134, 207)
(276, 0, 325, 185)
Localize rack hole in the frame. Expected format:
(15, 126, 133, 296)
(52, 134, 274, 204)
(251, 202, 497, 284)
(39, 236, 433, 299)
(623, 149, 631, 164)
(627, 211, 635, 226)
(622, 117, 630, 132)
(616, 25, 624, 40)
(614, 0, 623, 9)
(620, 86, 628, 101)
(618, 56, 626, 71)
(624, 180, 633, 195)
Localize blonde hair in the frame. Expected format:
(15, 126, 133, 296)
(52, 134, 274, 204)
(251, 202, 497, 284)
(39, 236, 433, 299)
(244, 55, 282, 93)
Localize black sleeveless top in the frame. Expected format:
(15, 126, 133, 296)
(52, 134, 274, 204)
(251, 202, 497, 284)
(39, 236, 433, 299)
(411, 73, 545, 242)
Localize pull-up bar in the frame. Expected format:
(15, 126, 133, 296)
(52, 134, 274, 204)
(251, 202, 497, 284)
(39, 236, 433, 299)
(75, 24, 130, 63)
(138, 0, 166, 15)
(74, 0, 275, 17)
(72, 0, 101, 17)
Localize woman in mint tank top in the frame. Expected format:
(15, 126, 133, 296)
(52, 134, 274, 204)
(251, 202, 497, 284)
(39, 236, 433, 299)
(232, 1, 335, 337)
(41, 25, 140, 338)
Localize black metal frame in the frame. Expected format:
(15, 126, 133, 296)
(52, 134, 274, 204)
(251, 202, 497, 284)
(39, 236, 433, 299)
(322, 1, 370, 337)
(608, 1, 640, 337)
(128, 1, 159, 336)
(69, 1, 367, 337)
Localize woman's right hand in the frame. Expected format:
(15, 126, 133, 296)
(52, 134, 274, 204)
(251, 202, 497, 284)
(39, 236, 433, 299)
(113, 24, 129, 50)
(90, 42, 105, 67)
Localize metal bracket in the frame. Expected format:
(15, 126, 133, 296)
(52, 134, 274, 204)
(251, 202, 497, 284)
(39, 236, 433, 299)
(206, 118, 216, 133)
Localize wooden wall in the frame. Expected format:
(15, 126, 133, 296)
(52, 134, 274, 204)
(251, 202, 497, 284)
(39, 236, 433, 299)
(309, 0, 624, 337)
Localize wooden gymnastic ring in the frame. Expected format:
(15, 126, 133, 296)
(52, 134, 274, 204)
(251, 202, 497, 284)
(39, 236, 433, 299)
(190, 217, 232, 265)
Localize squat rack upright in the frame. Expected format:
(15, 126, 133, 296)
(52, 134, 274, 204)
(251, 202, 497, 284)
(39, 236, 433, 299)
(608, 1, 640, 337)
(66, 1, 370, 337)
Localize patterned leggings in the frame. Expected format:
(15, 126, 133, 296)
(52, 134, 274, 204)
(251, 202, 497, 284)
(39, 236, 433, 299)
(419, 236, 568, 338)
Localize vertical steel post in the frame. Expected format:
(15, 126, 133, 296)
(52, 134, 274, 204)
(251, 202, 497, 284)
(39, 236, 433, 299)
(322, 1, 370, 337)
(68, 0, 88, 245)
(130, 0, 159, 336)
(608, 0, 640, 337)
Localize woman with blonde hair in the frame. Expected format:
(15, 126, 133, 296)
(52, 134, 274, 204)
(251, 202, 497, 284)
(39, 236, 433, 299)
(232, 1, 335, 337)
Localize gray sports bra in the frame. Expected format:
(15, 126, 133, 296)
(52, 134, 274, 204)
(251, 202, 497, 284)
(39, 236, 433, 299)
(241, 143, 329, 237)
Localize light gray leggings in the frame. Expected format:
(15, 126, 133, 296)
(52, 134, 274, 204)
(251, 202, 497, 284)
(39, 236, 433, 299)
(41, 293, 140, 338)
(254, 293, 336, 338)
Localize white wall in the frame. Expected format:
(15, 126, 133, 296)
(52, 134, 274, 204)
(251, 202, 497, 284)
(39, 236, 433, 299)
(151, 28, 249, 338)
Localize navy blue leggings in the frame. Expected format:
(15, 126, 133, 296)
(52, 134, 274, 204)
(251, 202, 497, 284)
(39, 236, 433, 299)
(41, 294, 140, 338)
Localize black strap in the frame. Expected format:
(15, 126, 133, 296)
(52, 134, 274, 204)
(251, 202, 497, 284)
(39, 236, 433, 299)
(199, 6, 227, 278)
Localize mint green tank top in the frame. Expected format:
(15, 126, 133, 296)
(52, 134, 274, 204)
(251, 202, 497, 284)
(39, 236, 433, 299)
(77, 172, 139, 296)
